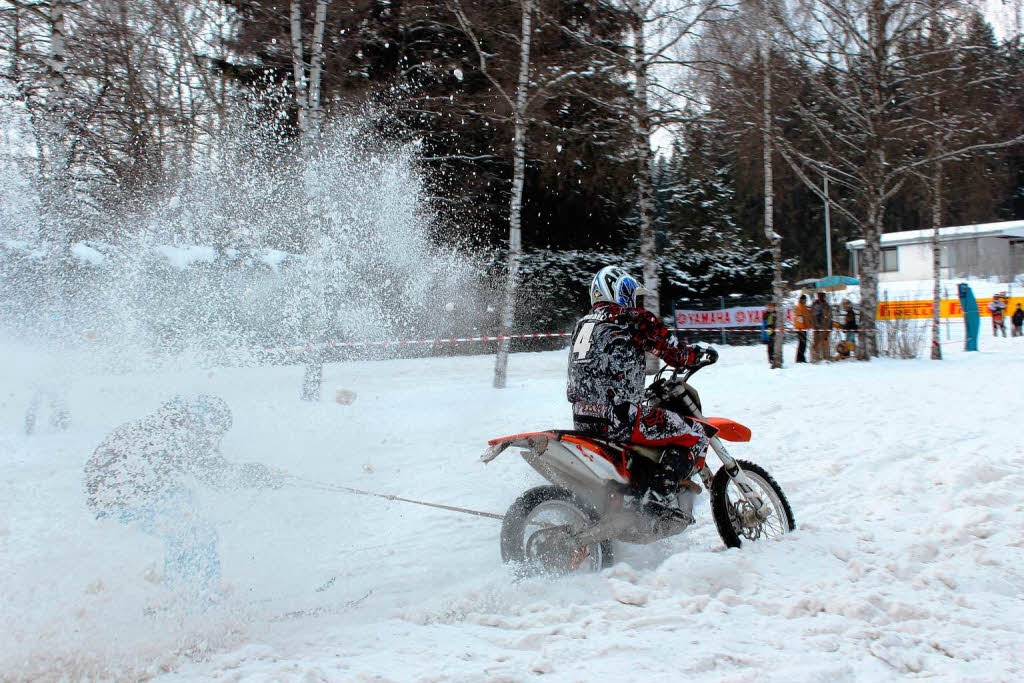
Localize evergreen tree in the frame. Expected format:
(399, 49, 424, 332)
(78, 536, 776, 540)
(655, 123, 776, 301)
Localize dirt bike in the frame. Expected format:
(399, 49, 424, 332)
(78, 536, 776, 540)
(483, 351, 794, 574)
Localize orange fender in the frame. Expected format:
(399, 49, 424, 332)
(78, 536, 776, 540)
(701, 417, 751, 442)
(486, 431, 557, 446)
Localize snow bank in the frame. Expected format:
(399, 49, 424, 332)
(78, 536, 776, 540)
(2, 342, 1023, 680)
(70, 242, 106, 266)
(154, 244, 218, 269)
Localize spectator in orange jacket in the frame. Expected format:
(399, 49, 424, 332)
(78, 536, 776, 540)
(793, 294, 810, 363)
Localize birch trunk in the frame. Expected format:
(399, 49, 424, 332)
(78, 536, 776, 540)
(930, 162, 943, 360)
(46, 1, 68, 125)
(762, 41, 784, 368)
(308, 0, 329, 135)
(628, 4, 661, 374)
(292, 0, 316, 398)
(858, 201, 883, 359)
(856, 0, 886, 361)
(43, 0, 70, 242)
(292, 1, 332, 399)
(290, 0, 309, 138)
(493, 0, 533, 389)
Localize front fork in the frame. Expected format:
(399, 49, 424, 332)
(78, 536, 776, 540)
(705, 438, 766, 513)
(677, 397, 767, 514)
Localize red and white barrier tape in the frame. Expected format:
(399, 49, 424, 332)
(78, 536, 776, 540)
(264, 328, 844, 354)
(262, 320, 966, 354)
(264, 331, 574, 354)
(676, 328, 843, 333)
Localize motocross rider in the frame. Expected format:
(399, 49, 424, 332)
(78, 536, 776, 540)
(568, 266, 716, 518)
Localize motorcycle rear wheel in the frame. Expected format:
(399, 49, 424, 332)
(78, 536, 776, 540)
(710, 460, 795, 548)
(500, 485, 613, 575)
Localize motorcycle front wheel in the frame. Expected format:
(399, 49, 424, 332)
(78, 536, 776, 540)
(500, 485, 613, 575)
(710, 460, 795, 548)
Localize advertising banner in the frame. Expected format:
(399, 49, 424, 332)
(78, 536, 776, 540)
(876, 297, 1023, 320)
(675, 306, 767, 328)
(674, 296, 1023, 329)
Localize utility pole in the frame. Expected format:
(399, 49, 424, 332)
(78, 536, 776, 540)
(824, 173, 832, 277)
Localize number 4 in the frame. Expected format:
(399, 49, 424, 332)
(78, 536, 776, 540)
(573, 322, 596, 360)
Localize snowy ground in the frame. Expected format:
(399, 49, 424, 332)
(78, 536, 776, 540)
(2, 335, 1024, 681)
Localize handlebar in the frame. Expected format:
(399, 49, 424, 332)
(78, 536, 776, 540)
(656, 345, 718, 383)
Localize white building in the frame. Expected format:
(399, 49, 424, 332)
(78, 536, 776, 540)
(845, 220, 1024, 283)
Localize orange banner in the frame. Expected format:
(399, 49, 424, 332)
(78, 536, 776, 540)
(876, 296, 1023, 320)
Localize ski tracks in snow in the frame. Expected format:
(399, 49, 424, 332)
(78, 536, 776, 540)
(3, 343, 1024, 680)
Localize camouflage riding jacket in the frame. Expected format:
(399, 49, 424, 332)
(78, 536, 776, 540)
(567, 302, 696, 409)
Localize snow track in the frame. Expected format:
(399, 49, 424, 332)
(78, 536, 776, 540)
(2, 341, 1023, 680)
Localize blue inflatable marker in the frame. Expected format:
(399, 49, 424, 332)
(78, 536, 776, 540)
(958, 283, 979, 352)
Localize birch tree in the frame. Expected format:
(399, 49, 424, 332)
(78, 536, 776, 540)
(5, 0, 74, 238)
(628, 2, 659, 330)
(760, 36, 784, 368)
(288, 0, 332, 400)
(447, 0, 535, 389)
(742, 0, 786, 367)
(929, 160, 943, 359)
(44, 0, 69, 204)
(560, 0, 730, 373)
(290, 0, 329, 142)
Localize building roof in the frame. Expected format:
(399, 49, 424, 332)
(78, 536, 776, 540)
(845, 220, 1024, 250)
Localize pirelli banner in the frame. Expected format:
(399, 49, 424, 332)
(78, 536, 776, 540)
(675, 297, 1022, 328)
(877, 296, 1024, 320)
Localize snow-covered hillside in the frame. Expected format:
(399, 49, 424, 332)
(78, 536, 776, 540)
(2, 340, 1023, 681)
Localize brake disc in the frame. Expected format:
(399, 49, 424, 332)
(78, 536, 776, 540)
(526, 527, 587, 572)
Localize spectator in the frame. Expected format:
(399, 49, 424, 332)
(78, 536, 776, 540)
(823, 296, 834, 357)
(793, 294, 810, 363)
(762, 301, 777, 366)
(840, 299, 857, 357)
(989, 294, 1007, 337)
(1012, 303, 1023, 337)
(811, 293, 830, 362)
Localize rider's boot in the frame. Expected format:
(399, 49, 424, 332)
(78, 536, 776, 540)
(641, 446, 698, 522)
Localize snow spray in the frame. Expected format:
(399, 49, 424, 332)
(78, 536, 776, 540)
(0, 100, 492, 677)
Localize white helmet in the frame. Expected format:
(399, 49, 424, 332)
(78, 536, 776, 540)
(589, 266, 652, 307)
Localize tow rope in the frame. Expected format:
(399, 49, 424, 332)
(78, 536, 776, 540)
(286, 475, 504, 521)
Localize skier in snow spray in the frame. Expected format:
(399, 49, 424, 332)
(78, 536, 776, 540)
(84, 395, 286, 601)
(568, 266, 716, 519)
(24, 384, 70, 435)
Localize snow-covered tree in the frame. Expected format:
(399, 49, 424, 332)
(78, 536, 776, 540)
(654, 130, 776, 301)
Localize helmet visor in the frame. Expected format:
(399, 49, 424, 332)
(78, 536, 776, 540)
(617, 277, 653, 306)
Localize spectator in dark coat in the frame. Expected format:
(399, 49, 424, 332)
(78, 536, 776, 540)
(811, 293, 831, 362)
(1012, 303, 1023, 337)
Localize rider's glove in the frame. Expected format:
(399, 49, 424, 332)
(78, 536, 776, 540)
(703, 346, 719, 365)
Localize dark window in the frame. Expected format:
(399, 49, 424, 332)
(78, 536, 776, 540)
(1012, 240, 1024, 279)
(881, 247, 899, 273)
(940, 245, 956, 268)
